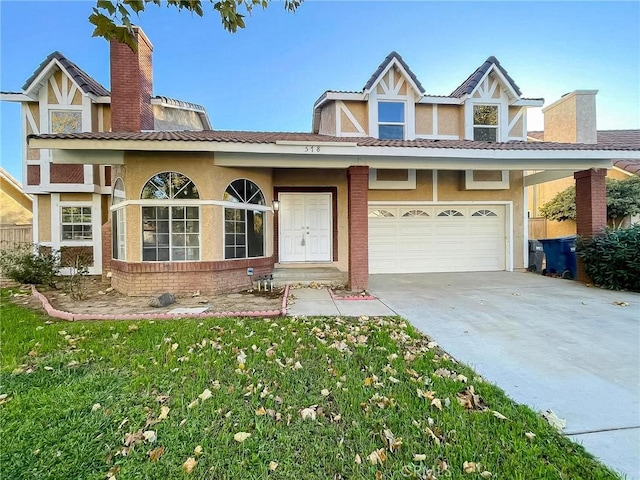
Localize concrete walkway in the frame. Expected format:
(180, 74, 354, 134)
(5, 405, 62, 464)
(369, 272, 640, 480)
(286, 287, 396, 317)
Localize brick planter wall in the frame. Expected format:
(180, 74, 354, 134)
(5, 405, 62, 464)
(110, 256, 275, 296)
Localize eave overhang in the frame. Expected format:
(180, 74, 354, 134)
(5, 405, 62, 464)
(30, 136, 639, 172)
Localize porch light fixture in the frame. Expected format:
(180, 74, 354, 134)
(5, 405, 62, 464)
(272, 200, 280, 212)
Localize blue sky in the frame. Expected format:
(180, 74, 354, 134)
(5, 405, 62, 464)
(1, 0, 639, 182)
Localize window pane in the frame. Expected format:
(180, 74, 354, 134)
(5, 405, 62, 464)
(186, 248, 199, 261)
(247, 211, 264, 257)
(143, 248, 157, 261)
(158, 248, 170, 261)
(473, 127, 497, 142)
(172, 206, 186, 219)
(473, 105, 498, 126)
(379, 125, 404, 140)
(378, 102, 404, 122)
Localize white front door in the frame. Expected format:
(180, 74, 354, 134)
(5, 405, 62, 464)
(279, 193, 331, 262)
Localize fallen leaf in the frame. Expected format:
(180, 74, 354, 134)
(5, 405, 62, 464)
(354, 454, 362, 464)
(300, 406, 317, 421)
(367, 448, 387, 465)
(194, 445, 203, 456)
(431, 398, 443, 411)
(255, 406, 267, 416)
(293, 361, 303, 370)
(158, 406, 170, 420)
(492, 410, 508, 420)
(456, 386, 487, 411)
(187, 399, 199, 409)
(376, 471, 382, 480)
(480, 471, 492, 478)
(438, 459, 449, 471)
(381, 429, 403, 452)
(541, 409, 566, 431)
(234, 432, 251, 443)
(198, 389, 212, 401)
(413, 454, 426, 461)
(183, 457, 197, 474)
(321, 389, 330, 397)
(143, 430, 157, 443)
(463, 461, 478, 474)
(268, 461, 278, 471)
(525, 431, 536, 440)
(91, 403, 101, 412)
(148, 446, 165, 461)
(613, 301, 629, 307)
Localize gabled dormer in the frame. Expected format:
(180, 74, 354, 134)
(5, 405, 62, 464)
(363, 51, 425, 140)
(451, 56, 542, 142)
(311, 53, 542, 143)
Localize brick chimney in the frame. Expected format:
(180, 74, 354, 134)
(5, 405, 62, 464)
(542, 90, 598, 144)
(110, 27, 154, 132)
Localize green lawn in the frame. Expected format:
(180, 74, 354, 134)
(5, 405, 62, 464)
(0, 288, 620, 479)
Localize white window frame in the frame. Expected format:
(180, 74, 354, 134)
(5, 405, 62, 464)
(472, 104, 499, 142)
(141, 205, 201, 262)
(223, 179, 267, 260)
(60, 205, 93, 241)
(377, 101, 406, 140)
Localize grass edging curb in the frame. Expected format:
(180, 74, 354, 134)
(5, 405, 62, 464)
(30, 284, 291, 321)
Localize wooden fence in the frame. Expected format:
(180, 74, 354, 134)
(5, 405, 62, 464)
(0, 225, 33, 250)
(528, 217, 547, 240)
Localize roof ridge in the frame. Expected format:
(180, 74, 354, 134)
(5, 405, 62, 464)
(22, 51, 110, 97)
(450, 56, 522, 99)
(362, 51, 426, 94)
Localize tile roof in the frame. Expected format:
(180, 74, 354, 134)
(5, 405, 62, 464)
(30, 130, 640, 151)
(528, 129, 640, 175)
(23, 51, 110, 97)
(450, 56, 522, 98)
(363, 51, 426, 94)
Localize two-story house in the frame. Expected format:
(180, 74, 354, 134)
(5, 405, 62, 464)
(1, 39, 210, 274)
(14, 28, 640, 295)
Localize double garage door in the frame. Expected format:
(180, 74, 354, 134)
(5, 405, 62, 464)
(369, 204, 507, 274)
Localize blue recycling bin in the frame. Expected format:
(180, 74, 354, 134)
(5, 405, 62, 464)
(539, 235, 577, 280)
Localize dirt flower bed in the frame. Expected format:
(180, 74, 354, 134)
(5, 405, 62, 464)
(6, 276, 284, 316)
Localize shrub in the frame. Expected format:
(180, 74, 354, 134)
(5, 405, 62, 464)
(61, 250, 92, 300)
(577, 224, 640, 292)
(0, 243, 60, 286)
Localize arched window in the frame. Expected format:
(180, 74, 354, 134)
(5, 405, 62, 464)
(112, 178, 126, 260)
(437, 209, 464, 217)
(402, 209, 429, 217)
(140, 172, 200, 262)
(368, 209, 395, 218)
(472, 209, 498, 217)
(224, 179, 265, 259)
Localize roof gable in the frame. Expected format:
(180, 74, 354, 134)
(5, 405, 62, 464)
(363, 51, 425, 95)
(22, 51, 109, 98)
(451, 56, 522, 99)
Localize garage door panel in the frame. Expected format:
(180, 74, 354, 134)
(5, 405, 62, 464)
(369, 204, 506, 274)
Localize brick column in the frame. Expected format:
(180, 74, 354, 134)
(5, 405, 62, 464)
(348, 166, 369, 291)
(574, 168, 607, 282)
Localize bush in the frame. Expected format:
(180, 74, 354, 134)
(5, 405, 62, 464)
(0, 243, 60, 286)
(577, 224, 640, 292)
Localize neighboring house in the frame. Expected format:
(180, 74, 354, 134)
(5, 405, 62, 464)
(0, 167, 32, 226)
(527, 102, 640, 238)
(9, 28, 640, 295)
(1, 42, 211, 274)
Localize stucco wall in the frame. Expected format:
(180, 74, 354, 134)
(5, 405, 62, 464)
(437, 105, 461, 136)
(121, 152, 273, 263)
(38, 195, 51, 242)
(0, 178, 32, 225)
(341, 101, 368, 135)
(318, 102, 336, 136)
(415, 105, 433, 135)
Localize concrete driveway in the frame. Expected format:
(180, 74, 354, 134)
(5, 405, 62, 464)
(369, 272, 640, 479)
